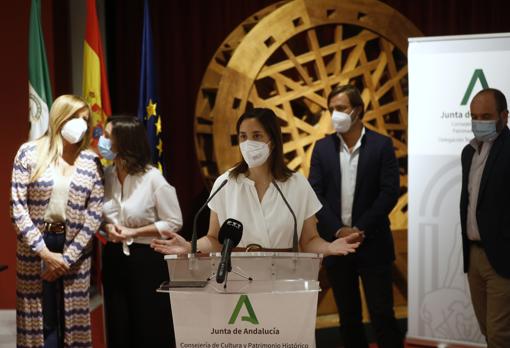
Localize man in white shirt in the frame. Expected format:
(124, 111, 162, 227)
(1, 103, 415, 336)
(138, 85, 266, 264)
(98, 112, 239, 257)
(460, 88, 510, 347)
(309, 84, 402, 348)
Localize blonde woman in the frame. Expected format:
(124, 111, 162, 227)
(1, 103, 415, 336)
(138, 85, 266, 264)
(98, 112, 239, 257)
(10, 95, 104, 348)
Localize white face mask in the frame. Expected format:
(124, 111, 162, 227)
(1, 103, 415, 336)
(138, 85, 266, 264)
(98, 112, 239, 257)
(471, 119, 499, 142)
(331, 110, 356, 133)
(239, 140, 271, 168)
(61, 118, 88, 144)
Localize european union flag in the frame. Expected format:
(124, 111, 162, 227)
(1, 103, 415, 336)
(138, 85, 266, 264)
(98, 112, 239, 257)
(137, 0, 164, 173)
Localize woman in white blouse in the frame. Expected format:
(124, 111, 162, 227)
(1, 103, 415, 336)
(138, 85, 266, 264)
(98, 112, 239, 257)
(151, 108, 360, 256)
(100, 116, 182, 348)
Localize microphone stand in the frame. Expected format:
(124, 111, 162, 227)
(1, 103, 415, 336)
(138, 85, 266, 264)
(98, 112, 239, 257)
(272, 180, 298, 251)
(272, 179, 299, 271)
(212, 243, 253, 289)
(222, 255, 253, 290)
(191, 179, 228, 254)
(189, 179, 228, 270)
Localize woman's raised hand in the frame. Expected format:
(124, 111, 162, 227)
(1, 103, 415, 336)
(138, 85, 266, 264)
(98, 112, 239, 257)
(150, 231, 191, 255)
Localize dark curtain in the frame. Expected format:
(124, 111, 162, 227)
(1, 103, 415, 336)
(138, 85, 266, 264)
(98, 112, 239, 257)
(92, 0, 510, 238)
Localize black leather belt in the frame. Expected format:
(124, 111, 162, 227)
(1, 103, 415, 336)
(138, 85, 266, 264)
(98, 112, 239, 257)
(43, 222, 66, 234)
(233, 244, 293, 252)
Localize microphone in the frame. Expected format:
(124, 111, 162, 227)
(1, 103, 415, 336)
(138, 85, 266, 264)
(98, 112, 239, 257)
(216, 218, 243, 284)
(191, 179, 228, 254)
(272, 180, 298, 252)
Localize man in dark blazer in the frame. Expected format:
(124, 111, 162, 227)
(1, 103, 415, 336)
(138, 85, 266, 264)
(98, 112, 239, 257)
(460, 88, 510, 348)
(309, 84, 402, 348)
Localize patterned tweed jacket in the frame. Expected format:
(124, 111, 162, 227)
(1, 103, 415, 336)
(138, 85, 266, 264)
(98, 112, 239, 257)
(10, 142, 104, 348)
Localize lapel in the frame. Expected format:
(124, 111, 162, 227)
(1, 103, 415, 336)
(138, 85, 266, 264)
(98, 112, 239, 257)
(463, 146, 475, 190)
(330, 134, 342, 196)
(477, 127, 509, 205)
(353, 130, 369, 203)
(65, 151, 84, 222)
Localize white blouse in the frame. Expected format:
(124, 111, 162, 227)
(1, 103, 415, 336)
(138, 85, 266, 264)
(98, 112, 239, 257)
(44, 169, 72, 223)
(208, 171, 322, 249)
(103, 166, 183, 245)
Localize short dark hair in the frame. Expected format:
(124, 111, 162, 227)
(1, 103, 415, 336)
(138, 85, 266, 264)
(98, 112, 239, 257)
(327, 84, 365, 117)
(473, 88, 508, 113)
(107, 116, 152, 175)
(230, 108, 293, 181)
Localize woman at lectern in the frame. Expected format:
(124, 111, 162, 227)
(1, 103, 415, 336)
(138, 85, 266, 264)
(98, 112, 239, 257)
(151, 107, 360, 256)
(10, 95, 103, 348)
(99, 116, 183, 348)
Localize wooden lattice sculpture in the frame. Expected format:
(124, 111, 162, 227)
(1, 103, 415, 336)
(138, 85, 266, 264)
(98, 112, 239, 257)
(194, 0, 423, 324)
(194, 0, 421, 234)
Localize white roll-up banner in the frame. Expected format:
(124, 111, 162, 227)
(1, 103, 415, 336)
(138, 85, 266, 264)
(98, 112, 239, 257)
(408, 33, 510, 347)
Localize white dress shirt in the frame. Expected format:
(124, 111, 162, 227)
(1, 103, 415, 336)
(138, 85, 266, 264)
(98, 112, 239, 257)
(467, 138, 494, 241)
(338, 127, 365, 227)
(103, 166, 183, 245)
(208, 171, 322, 249)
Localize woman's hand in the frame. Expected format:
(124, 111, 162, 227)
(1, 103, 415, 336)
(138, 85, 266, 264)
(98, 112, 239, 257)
(104, 223, 128, 243)
(41, 268, 63, 282)
(114, 225, 138, 240)
(40, 248, 69, 281)
(150, 231, 191, 255)
(326, 232, 361, 256)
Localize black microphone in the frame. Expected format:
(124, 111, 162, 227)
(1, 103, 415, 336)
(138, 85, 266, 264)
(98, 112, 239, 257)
(191, 179, 228, 254)
(216, 218, 243, 283)
(272, 180, 298, 252)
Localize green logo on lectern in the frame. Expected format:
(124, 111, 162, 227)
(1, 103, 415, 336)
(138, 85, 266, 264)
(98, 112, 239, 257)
(228, 295, 259, 325)
(461, 69, 489, 105)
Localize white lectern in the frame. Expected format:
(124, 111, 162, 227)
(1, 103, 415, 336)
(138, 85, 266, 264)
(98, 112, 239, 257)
(160, 252, 322, 347)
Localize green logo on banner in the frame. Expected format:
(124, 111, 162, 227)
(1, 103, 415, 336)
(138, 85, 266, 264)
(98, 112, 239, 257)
(461, 69, 489, 105)
(228, 295, 259, 325)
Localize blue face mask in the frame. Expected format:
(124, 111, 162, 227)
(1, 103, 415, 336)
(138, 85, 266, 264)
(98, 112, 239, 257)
(98, 135, 117, 160)
(472, 119, 499, 142)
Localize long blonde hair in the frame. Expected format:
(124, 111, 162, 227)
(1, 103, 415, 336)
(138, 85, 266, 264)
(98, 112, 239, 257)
(30, 95, 92, 181)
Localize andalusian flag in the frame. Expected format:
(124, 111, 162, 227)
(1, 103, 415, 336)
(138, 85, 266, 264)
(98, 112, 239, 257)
(138, 0, 165, 173)
(28, 0, 52, 141)
(83, 0, 111, 149)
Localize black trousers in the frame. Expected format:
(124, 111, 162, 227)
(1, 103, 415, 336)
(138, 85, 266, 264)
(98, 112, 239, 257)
(325, 257, 403, 348)
(102, 243, 174, 348)
(42, 232, 65, 348)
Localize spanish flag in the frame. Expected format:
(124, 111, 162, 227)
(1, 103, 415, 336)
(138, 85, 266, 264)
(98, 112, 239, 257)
(83, 0, 111, 149)
(83, 1, 110, 256)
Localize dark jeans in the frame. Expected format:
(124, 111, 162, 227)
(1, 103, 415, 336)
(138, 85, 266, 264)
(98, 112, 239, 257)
(102, 242, 175, 348)
(42, 232, 65, 348)
(326, 257, 404, 348)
